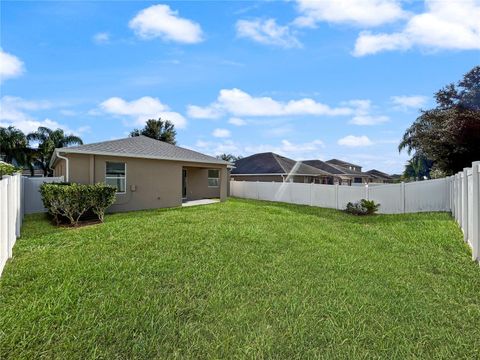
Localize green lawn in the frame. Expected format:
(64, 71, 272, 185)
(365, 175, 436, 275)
(1, 198, 480, 359)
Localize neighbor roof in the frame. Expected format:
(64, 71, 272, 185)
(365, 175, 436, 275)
(231, 152, 331, 176)
(326, 158, 362, 169)
(50, 136, 230, 167)
(366, 169, 393, 180)
(304, 159, 367, 177)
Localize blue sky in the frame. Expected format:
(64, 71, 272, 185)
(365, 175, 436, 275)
(1, 0, 479, 173)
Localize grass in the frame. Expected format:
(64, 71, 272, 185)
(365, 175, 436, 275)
(1, 198, 480, 359)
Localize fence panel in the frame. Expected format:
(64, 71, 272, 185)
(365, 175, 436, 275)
(23, 176, 64, 214)
(311, 184, 336, 209)
(0, 174, 24, 276)
(405, 178, 449, 213)
(369, 183, 404, 214)
(337, 185, 365, 210)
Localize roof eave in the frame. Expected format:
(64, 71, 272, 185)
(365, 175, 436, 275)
(51, 148, 230, 166)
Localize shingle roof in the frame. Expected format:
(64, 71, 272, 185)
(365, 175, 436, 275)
(51, 136, 229, 166)
(302, 160, 346, 175)
(326, 158, 361, 169)
(231, 152, 331, 176)
(366, 169, 393, 179)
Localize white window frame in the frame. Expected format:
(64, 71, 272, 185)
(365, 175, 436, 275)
(208, 169, 220, 188)
(105, 162, 127, 194)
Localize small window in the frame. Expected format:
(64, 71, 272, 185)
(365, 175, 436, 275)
(208, 169, 220, 187)
(354, 177, 362, 183)
(106, 162, 126, 193)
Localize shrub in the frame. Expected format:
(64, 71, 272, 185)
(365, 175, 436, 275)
(345, 199, 380, 216)
(0, 162, 21, 177)
(40, 183, 116, 226)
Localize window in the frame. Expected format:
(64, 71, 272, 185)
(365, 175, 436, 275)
(105, 162, 126, 193)
(354, 177, 363, 183)
(208, 169, 220, 187)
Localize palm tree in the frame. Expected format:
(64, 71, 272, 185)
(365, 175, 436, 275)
(0, 126, 29, 164)
(130, 118, 177, 145)
(216, 153, 242, 162)
(27, 127, 83, 176)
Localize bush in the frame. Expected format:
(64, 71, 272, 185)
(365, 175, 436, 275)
(0, 162, 21, 177)
(40, 183, 116, 226)
(345, 199, 380, 216)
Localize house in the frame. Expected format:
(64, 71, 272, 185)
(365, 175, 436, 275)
(49, 136, 230, 212)
(366, 169, 394, 183)
(230, 152, 338, 184)
(324, 159, 370, 185)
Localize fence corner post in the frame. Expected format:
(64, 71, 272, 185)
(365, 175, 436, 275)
(463, 168, 469, 243)
(365, 183, 369, 200)
(471, 162, 480, 261)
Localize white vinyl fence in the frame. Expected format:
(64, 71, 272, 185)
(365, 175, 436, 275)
(231, 177, 450, 214)
(0, 175, 64, 276)
(231, 160, 480, 262)
(0, 174, 24, 276)
(24, 176, 64, 214)
(450, 162, 479, 262)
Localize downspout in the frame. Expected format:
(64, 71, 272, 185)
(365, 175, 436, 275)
(55, 151, 69, 182)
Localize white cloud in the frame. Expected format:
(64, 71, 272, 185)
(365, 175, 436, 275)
(236, 18, 301, 48)
(187, 105, 223, 119)
(391, 95, 428, 109)
(187, 88, 352, 118)
(99, 96, 187, 128)
(93, 32, 110, 44)
(0, 96, 85, 134)
(0, 49, 25, 82)
(193, 138, 325, 160)
(294, 0, 406, 28)
(345, 99, 389, 125)
(353, 0, 480, 56)
(350, 115, 389, 125)
(338, 135, 373, 147)
(228, 117, 247, 126)
(129, 4, 203, 44)
(212, 128, 231, 138)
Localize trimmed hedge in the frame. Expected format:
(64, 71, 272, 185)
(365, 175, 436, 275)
(0, 162, 21, 177)
(40, 183, 117, 226)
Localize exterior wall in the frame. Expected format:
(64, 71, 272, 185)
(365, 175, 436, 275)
(184, 167, 220, 200)
(68, 153, 91, 184)
(53, 153, 228, 212)
(53, 158, 66, 178)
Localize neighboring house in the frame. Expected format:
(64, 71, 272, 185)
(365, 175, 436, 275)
(231, 152, 338, 184)
(302, 159, 358, 185)
(49, 136, 230, 212)
(366, 169, 394, 183)
(324, 159, 370, 185)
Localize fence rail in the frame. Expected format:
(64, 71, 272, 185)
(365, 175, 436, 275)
(231, 160, 480, 262)
(0, 174, 24, 276)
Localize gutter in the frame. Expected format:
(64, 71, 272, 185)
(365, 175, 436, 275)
(55, 150, 69, 182)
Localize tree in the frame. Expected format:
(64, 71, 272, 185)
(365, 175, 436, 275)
(0, 126, 28, 164)
(130, 118, 177, 145)
(399, 66, 480, 175)
(216, 153, 243, 162)
(402, 153, 433, 181)
(27, 127, 83, 176)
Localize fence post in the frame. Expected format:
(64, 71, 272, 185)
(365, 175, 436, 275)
(365, 184, 369, 200)
(456, 173, 462, 225)
(256, 181, 259, 200)
(401, 182, 405, 214)
(335, 184, 339, 210)
(471, 162, 480, 261)
(310, 182, 313, 206)
(463, 168, 469, 242)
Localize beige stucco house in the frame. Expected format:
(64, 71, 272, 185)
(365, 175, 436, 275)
(50, 136, 230, 212)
